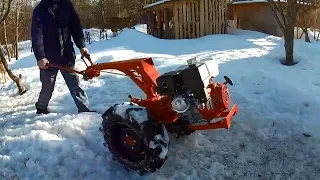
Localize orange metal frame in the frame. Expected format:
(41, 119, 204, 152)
(47, 55, 238, 130)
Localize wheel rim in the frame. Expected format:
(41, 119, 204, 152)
(120, 128, 144, 153)
(110, 123, 147, 163)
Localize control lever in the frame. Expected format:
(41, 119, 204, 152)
(223, 76, 233, 86)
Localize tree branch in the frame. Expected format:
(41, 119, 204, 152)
(0, 0, 13, 24)
(267, 0, 286, 32)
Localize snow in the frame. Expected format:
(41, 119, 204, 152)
(1, 24, 320, 179)
(143, 0, 171, 9)
(232, 0, 267, 4)
(113, 102, 149, 124)
(149, 136, 168, 159)
(149, 124, 170, 160)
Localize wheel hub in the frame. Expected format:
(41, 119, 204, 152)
(121, 128, 143, 152)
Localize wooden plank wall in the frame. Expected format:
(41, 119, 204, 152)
(151, 8, 171, 38)
(173, 0, 228, 39)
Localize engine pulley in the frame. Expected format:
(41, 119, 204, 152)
(171, 96, 190, 113)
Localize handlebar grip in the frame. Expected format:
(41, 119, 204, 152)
(81, 52, 90, 59)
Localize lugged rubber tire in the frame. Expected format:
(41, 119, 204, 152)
(100, 103, 170, 175)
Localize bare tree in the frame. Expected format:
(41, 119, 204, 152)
(0, 0, 26, 95)
(0, 0, 32, 59)
(267, 0, 301, 66)
(0, 0, 12, 21)
(14, 0, 21, 60)
(2, 19, 12, 61)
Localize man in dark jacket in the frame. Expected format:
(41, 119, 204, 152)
(31, 0, 94, 114)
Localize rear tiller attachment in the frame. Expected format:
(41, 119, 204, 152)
(47, 54, 239, 175)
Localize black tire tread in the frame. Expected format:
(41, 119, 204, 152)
(100, 103, 169, 174)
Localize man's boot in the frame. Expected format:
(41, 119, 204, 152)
(35, 103, 50, 114)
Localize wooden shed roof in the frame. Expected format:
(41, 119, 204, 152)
(231, 0, 267, 5)
(142, 0, 267, 11)
(142, 0, 318, 11)
(231, 0, 318, 6)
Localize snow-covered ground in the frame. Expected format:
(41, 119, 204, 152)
(1, 24, 320, 180)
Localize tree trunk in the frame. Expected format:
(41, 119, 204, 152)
(0, 44, 26, 95)
(15, 43, 18, 60)
(15, 0, 20, 60)
(284, 33, 295, 66)
(303, 28, 310, 43)
(4, 46, 11, 62)
(3, 20, 12, 61)
(299, 9, 311, 43)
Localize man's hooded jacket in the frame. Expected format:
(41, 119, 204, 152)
(31, 0, 86, 67)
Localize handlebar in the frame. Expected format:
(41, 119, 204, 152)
(46, 53, 100, 80)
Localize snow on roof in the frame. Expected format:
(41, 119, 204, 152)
(232, 0, 267, 5)
(143, 0, 171, 9)
(232, 0, 312, 5)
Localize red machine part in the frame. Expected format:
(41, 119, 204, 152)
(47, 55, 238, 131)
(212, 83, 231, 111)
(190, 82, 238, 130)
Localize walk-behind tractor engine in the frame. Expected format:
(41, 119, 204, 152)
(156, 58, 233, 125)
(47, 55, 238, 175)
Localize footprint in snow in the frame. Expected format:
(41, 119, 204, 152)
(312, 81, 320, 87)
(303, 102, 309, 107)
(253, 91, 265, 95)
(253, 84, 266, 95)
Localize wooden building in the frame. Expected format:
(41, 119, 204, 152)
(228, 1, 281, 36)
(228, 1, 320, 37)
(142, 0, 229, 39)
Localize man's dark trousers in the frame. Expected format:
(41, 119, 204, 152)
(36, 66, 89, 112)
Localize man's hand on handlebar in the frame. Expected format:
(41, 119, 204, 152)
(80, 47, 89, 58)
(38, 58, 49, 69)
